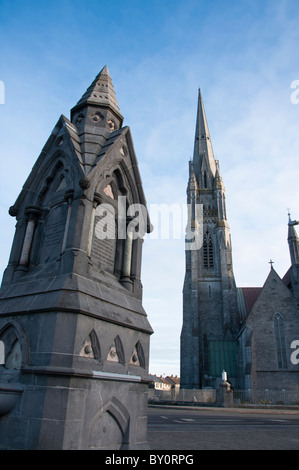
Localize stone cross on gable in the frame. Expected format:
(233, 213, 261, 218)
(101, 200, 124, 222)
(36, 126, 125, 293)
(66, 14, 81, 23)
(269, 259, 274, 269)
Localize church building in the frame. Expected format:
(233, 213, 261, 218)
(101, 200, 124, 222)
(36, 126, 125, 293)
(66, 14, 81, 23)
(180, 90, 299, 393)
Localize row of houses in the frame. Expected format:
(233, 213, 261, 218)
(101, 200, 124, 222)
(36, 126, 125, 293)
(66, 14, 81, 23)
(148, 374, 180, 393)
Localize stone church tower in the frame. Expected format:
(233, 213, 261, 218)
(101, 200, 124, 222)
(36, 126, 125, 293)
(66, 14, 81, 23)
(181, 90, 299, 395)
(180, 90, 239, 389)
(0, 66, 153, 449)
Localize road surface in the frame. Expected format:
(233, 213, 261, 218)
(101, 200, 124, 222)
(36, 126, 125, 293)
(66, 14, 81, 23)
(147, 405, 299, 450)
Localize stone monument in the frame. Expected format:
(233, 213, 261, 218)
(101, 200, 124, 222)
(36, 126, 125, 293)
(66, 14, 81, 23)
(0, 66, 153, 449)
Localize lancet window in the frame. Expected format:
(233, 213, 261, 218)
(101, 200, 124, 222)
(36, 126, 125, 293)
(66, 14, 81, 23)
(203, 232, 214, 269)
(203, 171, 208, 189)
(274, 313, 288, 369)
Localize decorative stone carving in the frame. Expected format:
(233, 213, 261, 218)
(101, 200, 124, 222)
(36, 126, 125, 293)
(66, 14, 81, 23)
(107, 336, 125, 364)
(8, 206, 18, 217)
(79, 330, 101, 361)
(79, 176, 90, 189)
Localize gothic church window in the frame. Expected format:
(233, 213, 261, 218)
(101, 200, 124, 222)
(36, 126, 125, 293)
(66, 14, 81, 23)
(203, 172, 208, 189)
(274, 313, 287, 369)
(203, 232, 214, 269)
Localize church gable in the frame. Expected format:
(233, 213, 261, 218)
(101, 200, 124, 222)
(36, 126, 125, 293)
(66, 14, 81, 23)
(245, 268, 299, 375)
(82, 127, 150, 293)
(248, 268, 294, 312)
(10, 115, 84, 218)
(89, 126, 148, 208)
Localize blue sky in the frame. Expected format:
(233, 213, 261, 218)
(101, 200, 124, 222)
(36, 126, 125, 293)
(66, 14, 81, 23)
(1, 0, 299, 375)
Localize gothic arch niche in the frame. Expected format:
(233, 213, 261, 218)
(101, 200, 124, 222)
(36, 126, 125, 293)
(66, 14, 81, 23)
(54, 173, 68, 192)
(0, 322, 27, 417)
(0, 321, 29, 378)
(91, 204, 116, 274)
(113, 168, 128, 199)
(88, 397, 130, 450)
(92, 163, 138, 279)
(91, 167, 129, 276)
(79, 329, 101, 362)
(98, 167, 128, 202)
(35, 158, 71, 207)
(130, 341, 145, 368)
(99, 161, 139, 207)
(91, 155, 149, 295)
(30, 157, 74, 265)
(38, 203, 69, 263)
(88, 409, 123, 449)
(0, 326, 22, 370)
(107, 335, 125, 365)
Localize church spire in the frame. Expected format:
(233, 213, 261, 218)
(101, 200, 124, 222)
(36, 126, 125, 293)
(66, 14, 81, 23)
(193, 89, 216, 178)
(181, 88, 239, 390)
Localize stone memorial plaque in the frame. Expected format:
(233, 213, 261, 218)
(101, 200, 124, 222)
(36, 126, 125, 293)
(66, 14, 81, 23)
(39, 204, 67, 263)
(91, 211, 116, 274)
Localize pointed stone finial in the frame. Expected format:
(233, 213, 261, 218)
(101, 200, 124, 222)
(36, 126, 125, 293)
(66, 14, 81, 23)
(71, 65, 123, 125)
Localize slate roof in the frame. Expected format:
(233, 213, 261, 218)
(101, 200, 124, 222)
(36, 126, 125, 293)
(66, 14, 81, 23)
(237, 266, 293, 324)
(237, 287, 262, 322)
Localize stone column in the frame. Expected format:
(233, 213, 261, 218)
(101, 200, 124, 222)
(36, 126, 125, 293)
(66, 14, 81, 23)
(120, 217, 136, 291)
(18, 206, 42, 268)
(0, 341, 4, 365)
(61, 190, 74, 254)
(86, 193, 102, 257)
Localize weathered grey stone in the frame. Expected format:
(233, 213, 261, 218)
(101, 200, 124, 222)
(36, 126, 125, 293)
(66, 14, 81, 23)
(180, 90, 239, 390)
(0, 66, 153, 449)
(181, 90, 299, 395)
